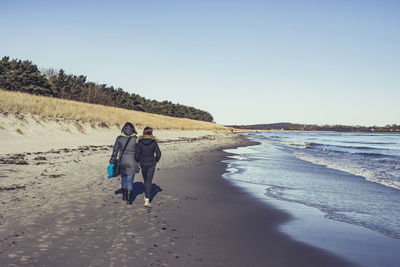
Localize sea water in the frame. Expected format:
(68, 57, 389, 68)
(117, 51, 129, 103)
(223, 132, 400, 266)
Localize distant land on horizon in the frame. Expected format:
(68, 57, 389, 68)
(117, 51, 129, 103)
(228, 122, 400, 133)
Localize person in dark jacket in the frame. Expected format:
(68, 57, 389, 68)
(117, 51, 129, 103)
(135, 127, 161, 207)
(110, 122, 140, 204)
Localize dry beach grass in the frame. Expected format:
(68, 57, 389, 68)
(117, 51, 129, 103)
(0, 89, 229, 131)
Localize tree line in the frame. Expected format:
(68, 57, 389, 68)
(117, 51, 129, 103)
(229, 122, 400, 133)
(0, 57, 214, 122)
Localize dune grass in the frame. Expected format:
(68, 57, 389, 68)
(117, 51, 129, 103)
(0, 89, 230, 131)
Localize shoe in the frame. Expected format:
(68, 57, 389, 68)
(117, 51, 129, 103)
(127, 191, 133, 205)
(144, 198, 151, 207)
(122, 189, 128, 201)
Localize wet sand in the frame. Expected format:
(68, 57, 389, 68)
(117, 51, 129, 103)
(0, 133, 355, 266)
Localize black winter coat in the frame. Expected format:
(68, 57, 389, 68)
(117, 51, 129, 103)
(135, 135, 161, 167)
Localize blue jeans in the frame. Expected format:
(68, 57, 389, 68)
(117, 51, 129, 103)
(121, 174, 135, 191)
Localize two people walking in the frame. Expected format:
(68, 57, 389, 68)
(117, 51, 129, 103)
(110, 122, 161, 206)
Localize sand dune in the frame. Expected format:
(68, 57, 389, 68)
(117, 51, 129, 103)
(0, 112, 227, 154)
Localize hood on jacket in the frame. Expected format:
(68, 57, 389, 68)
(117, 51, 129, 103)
(138, 135, 156, 145)
(121, 123, 136, 137)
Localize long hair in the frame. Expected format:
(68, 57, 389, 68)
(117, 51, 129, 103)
(143, 126, 153, 135)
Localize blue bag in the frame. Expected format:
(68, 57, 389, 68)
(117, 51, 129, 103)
(107, 164, 115, 178)
(107, 137, 132, 179)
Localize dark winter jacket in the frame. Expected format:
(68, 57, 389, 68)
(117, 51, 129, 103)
(135, 135, 161, 167)
(110, 124, 140, 175)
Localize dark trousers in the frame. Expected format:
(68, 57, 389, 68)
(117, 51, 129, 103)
(141, 166, 156, 198)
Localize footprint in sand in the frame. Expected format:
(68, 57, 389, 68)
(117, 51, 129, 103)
(20, 255, 31, 262)
(38, 243, 50, 251)
(56, 230, 66, 236)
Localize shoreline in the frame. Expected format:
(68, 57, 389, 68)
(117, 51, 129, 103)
(0, 132, 354, 266)
(224, 133, 400, 267)
(200, 135, 355, 266)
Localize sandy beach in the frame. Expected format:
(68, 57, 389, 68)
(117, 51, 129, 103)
(0, 114, 354, 266)
(2, 1, 398, 265)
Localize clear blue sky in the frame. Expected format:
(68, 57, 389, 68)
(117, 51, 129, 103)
(1, 0, 399, 126)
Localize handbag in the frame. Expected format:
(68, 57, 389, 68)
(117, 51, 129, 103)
(107, 164, 115, 178)
(113, 137, 132, 177)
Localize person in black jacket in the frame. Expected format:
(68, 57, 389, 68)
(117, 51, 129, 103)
(135, 127, 161, 207)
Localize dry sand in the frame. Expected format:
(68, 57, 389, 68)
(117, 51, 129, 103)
(0, 114, 354, 266)
(0, 113, 221, 154)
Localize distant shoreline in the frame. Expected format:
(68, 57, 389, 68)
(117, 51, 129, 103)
(231, 128, 400, 134)
(229, 122, 400, 133)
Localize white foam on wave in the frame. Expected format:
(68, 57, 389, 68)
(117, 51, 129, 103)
(293, 152, 400, 190)
(275, 140, 307, 149)
(226, 155, 248, 160)
(222, 162, 238, 175)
